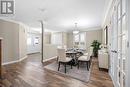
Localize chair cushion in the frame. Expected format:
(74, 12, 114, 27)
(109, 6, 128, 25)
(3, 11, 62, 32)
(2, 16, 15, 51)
(84, 53, 88, 56)
(78, 56, 90, 61)
(59, 57, 72, 62)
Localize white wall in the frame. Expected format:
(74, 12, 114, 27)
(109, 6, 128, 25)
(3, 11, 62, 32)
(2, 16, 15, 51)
(86, 30, 102, 49)
(43, 44, 57, 60)
(0, 20, 19, 63)
(0, 19, 27, 64)
(19, 24, 28, 59)
(102, 0, 114, 44)
(44, 32, 51, 44)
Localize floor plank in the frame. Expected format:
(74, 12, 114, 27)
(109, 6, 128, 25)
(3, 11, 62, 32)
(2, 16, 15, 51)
(1, 53, 114, 87)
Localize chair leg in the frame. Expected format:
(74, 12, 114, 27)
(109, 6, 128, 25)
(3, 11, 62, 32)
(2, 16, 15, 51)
(78, 61, 79, 69)
(65, 63, 66, 73)
(86, 62, 89, 71)
(89, 61, 91, 68)
(58, 62, 60, 71)
(71, 62, 73, 69)
(57, 56, 59, 62)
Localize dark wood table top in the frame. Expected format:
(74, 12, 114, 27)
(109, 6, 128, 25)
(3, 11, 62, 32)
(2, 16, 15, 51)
(66, 51, 77, 54)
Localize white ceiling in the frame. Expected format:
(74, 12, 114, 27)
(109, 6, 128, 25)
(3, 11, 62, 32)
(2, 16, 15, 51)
(9, 0, 109, 31)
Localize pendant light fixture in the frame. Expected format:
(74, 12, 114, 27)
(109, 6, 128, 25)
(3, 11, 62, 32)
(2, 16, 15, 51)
(73, 23, 79, 34)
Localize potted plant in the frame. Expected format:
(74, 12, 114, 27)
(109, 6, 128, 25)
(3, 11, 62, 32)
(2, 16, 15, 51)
(91, 40, 101, 57)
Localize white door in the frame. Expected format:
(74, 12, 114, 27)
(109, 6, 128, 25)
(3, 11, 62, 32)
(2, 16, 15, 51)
(110, 0, 128, 87)
(117, 0, 127, 87)
(110, 5, 118, 83)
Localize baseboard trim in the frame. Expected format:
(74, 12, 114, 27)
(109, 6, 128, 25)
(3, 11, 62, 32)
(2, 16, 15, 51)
(2, 60, 19, 66)
(2, 56, 56, 65)
(43, 56, 57, 62)
(2, 56, 28, 66)
(27, 52, 40, 55)
(19, 56, 28, 62)
(109, 72, 116, 87)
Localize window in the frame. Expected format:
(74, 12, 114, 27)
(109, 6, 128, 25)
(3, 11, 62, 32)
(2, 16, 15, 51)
(73, 32, 86, 48)
(51, 33, 62, 45)
(34, 37, 39, 44)
(74, 34, 79, 42)
(80, 33, 85, 42)
(27, 34, 32, 45)
(27, 37, 32, 45)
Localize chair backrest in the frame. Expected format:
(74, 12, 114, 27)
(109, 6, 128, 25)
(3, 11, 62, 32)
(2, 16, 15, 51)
(89, 47, 93, 56)
(57, 48, 66, 61)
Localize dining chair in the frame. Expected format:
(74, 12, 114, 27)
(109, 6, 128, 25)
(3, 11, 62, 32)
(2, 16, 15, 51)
(77, 47, 93, 70)
(83, 47, 93, 57)
(89, 47, 93, 57)
(77, 54, 91, 71)
(57, 48, 73, 73)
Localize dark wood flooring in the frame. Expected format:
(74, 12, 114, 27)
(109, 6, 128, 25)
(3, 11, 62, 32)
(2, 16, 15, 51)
(0, 53, 113, 87)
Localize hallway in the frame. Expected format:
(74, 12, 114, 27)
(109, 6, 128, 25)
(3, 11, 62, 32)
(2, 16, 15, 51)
(1, 54, 113, 87)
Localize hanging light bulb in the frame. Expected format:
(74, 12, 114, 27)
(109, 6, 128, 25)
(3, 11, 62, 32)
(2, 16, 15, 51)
(73, 23, 79, 34)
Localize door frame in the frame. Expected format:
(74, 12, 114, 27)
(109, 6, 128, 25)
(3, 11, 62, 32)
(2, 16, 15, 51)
(126, 0, 130, 87)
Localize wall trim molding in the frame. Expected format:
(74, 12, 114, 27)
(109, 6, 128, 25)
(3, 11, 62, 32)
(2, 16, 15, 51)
(27, 52, 40, 55)
(2, 56, 57, 65)
(66, 26, 102, 32)
(2, 56, 28, 66)
(2, 60, 19, 66)
(109, 72, 116, 87)
(0, 18, 29, 28)
(43, 56, 57, 62)
(19, 56, 28, 62)
(101, 0, 114, 28)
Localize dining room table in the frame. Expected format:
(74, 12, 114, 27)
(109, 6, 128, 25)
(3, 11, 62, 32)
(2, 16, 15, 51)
(66, 48, 85, 65)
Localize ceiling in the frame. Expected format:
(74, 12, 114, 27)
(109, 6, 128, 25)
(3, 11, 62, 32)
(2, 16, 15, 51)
(8, 0, 109, 31)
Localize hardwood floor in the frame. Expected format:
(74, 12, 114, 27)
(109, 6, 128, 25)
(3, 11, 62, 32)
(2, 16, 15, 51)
(0, 39, 2, 79)
(0, 54, 113, 87)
